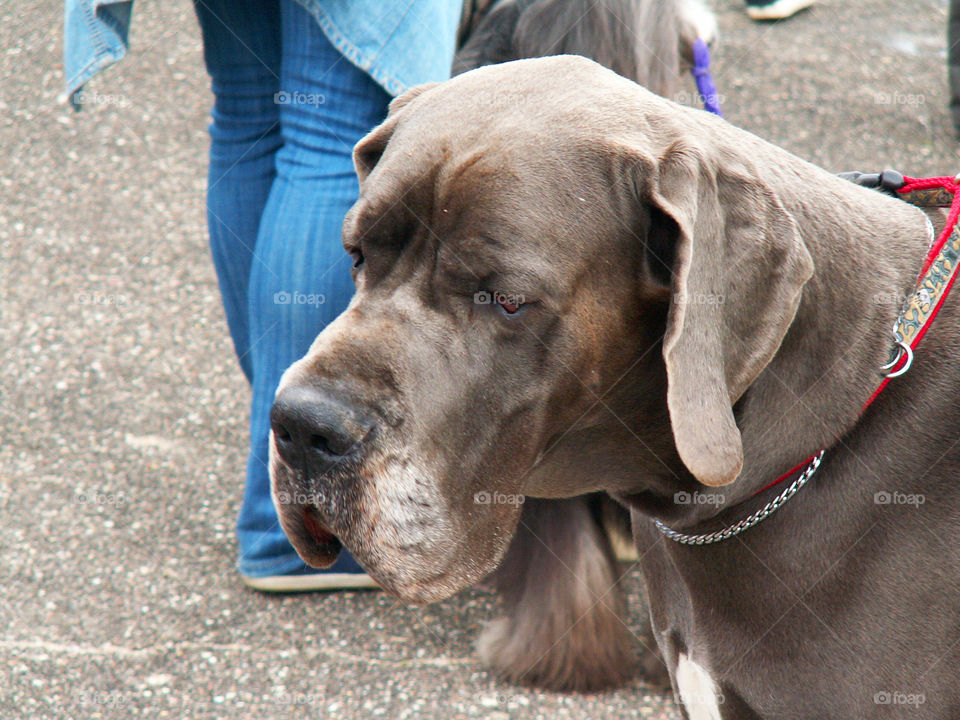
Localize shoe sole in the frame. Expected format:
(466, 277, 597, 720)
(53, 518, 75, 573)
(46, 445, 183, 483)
(746, 0, 814, 20)
(242, 572, 380, 593)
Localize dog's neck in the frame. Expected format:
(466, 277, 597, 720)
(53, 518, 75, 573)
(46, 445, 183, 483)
(636, 167, 936, 526)
(631, 171, 960, 714)
(734, 173, 930, 491)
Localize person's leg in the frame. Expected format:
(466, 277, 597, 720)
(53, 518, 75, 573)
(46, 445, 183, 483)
(194, 0, 282, 382)
(237, 0, 391, 582)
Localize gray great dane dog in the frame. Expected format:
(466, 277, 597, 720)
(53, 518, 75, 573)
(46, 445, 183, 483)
(269, 57, 960, 718)
(449, 0, 717, 693)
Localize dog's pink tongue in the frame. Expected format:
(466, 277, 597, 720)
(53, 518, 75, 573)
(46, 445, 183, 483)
(301, 506, 342, 567)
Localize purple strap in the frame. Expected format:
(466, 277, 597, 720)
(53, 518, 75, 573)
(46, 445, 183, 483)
(691, 38, 723, 117)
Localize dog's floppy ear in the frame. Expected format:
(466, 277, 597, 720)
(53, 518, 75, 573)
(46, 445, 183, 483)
(387, 82, 439, 116)
(353, 83, 439, 183)
(634, 141, 813, 487)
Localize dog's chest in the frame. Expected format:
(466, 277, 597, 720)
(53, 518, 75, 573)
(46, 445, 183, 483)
(675, 653, 723, 720)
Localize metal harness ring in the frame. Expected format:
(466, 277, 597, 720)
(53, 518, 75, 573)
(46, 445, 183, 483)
(880, 340, 913, 378)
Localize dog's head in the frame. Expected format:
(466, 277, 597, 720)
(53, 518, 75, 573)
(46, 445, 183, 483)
(269, 56, 813, 603)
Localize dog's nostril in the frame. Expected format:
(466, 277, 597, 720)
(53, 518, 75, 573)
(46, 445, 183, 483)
(274, 424, 292, 443)
(308, 433, 333, 454)
(349, 248, 364, 269)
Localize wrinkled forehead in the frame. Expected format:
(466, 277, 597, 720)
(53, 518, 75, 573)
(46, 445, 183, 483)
(349, 136, 618, 289)
(344, 56, 678, 261)
(352, 112, 601, 241)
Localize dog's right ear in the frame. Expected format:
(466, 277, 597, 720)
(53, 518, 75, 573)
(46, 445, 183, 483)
(387, 82, 439, 116)
(353, 120, 393, 184)
(625, 140, 813, 488)
(353, 83, 439, 183)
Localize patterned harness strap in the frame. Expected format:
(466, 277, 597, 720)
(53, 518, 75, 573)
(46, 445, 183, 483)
(852, 172, 960, 404)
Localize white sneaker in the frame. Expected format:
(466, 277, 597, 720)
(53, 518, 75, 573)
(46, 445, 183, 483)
(241, 571, 379, 593)
(746, 0, 815, 20)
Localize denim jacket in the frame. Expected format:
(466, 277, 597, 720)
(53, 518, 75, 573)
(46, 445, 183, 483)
(63, 0, 462, 108)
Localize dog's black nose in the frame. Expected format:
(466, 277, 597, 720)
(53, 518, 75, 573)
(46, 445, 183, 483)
(270, 386, 372, 466)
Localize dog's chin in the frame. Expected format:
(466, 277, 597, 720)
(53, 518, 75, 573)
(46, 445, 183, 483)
(365, 555, 495, 605)
(295, 513, 498, 604)
(290, 518, 485, 603)
(381, 574, 467, 605)
(271, 451, 511, 604)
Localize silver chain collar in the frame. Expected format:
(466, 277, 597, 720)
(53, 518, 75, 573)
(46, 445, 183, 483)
(653, 450, 825, 545)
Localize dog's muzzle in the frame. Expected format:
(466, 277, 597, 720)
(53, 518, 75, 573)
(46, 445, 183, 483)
(269, 385, 375, 567)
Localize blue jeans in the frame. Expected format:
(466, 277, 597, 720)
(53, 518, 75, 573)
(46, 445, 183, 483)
(195, 0, 390, 577)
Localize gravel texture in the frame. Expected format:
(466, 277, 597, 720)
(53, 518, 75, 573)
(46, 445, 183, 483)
(1, 1, 957, 718)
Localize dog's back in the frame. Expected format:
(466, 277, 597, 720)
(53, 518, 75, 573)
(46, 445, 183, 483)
(455, 0, 693, 97)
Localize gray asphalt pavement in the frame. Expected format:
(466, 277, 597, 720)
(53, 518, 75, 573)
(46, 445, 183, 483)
(2, 1, 957, 718)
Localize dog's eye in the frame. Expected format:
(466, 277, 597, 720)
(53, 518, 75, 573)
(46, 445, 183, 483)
(349, 249, 364, 269)
(474, 290, 527, 317)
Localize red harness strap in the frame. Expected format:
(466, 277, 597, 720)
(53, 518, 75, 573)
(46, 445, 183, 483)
(754, 453, 824, 495)
(862, 175, 960, 407)
(757, 175, 960, 496)
(900, 175, 960, 274)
